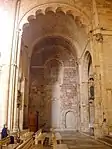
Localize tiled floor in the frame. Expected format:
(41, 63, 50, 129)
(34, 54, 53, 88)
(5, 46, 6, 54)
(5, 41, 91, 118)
(61, 132, 112, 149)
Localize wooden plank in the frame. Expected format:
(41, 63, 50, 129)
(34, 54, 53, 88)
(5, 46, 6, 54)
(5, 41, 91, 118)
(16, 137, 34, 149)
(0, 137, 10, 146)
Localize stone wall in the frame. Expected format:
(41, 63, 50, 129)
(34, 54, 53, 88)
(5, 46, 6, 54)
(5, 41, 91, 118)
(29, 45, 79, 130)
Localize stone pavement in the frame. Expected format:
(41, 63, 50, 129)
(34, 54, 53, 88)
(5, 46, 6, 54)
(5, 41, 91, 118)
(33, 132, 112, 149)
(60, 132, 112, 149)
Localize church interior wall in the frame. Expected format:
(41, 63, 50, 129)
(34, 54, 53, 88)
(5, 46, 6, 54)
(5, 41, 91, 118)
(0, 0, 112, 138)
(29, 45, 79, 131)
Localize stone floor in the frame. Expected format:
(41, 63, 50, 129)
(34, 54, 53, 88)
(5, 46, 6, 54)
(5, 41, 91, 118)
(34, 132, 112, 149)
(60, 132, 112, 149)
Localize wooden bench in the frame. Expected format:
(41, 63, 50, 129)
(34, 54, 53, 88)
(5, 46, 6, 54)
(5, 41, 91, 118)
(0, 136, 10, 149)
(55, 132, 62, 144)
(20, 132, 34, 142)
(35, 129, 42, 138)
(0, 136, 22, 149)
(0, 129, 33, 149)
(16, 136, 34, 149)
(19, 129, 30, 137)
(35, 129, 47, 145)
(7, 143, 20, 149)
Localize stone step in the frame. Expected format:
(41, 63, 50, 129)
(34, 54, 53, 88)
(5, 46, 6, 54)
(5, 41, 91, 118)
(98, 136, 112, 147)
(102, 137, 112, 144)
(106, 135, 112, 139)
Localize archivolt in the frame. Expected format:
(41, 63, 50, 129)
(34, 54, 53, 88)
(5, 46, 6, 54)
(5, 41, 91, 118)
(18, 3, 90, 30)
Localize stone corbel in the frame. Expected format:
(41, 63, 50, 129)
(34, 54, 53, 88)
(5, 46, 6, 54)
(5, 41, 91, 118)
(94, 33, 103, 43)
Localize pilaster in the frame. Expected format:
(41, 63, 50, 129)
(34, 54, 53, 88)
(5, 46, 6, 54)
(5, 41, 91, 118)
(0, 1, 15, 131)
(13, 30, 22, 132)
(91, 0, 105, 138)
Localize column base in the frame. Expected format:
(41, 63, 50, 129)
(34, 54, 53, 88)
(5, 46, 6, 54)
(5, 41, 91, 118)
(94, 124, 103, 138)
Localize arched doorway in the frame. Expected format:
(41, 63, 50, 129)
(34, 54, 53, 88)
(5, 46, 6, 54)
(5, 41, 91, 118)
(65, 111, 75, 129)
(83, 51, 95, 135)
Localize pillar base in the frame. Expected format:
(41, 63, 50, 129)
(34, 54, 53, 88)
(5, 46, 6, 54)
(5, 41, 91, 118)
(94, 124, 103, 138)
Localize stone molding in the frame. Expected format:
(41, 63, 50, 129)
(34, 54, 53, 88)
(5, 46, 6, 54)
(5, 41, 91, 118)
(19, 3, 90, 29)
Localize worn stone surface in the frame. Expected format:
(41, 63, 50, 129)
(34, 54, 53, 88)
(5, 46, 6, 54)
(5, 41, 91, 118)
(29, 45, 79, 130)
(61, 132, 112, 149)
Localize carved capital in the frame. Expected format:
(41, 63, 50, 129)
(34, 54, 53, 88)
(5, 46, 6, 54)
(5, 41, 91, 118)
(95, 33, 103, 43)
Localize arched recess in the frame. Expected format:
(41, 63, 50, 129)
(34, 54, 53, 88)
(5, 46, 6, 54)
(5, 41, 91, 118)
(19, 4, 90, 30)
(80, 51, 95, 135)
(65, 111, 75, 129)
(15, 3, 90, 131)
(27, 35, 79, 131)
(18, 4, 90, 62)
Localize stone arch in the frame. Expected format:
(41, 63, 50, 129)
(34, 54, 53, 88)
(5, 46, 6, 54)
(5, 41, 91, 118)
(55, 7, 66, 14)
(61, 109, 77, 130)
(45, 7, 55, 13)
(23, 7, 87, 26)
(82, 50, 95, 135)
(18, 2, 90, 131)
(35, 9, 44, 16)
(83, 51, 93, 81)
(66, 10, 74, 20)
(65, 110, 75, 129)
(27, 15, 36, 22)
(18, 3, 90, 30)
(29, 36, 79, 130)
(44, 58, 63, 68)
(19, 5, 89, 61)
(30, 36, 78, 60)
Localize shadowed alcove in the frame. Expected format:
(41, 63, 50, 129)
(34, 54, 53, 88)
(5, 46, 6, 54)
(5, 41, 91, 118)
(28, 37, 79, 131)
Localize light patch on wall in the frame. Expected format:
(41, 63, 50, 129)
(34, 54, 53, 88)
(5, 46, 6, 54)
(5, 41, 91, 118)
(0, 7, 13, 64)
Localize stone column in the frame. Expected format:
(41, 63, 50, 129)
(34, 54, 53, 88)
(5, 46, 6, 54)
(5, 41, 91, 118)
(23, 75, 30, 129)
(13, 31, 22, 132)
(51, 99, 60, 129)
(19, 77, 25, 130)
(0, 1, 16, 130)
(4, 0, 21, 131)
(105, 89, 112, 134)
(80, 81, 89, 132)
(78, 60, 88, 132)
(0, 65, 10, 130)
(91, 0, 105, 138)
(51, 82, 61, 129)
(91, 33, 104, 138)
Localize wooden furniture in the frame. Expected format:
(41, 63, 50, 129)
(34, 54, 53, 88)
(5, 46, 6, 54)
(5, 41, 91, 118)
(0, 137, 10, 149)
(35, 129, 46, 145)
(16, 137, 34, 149)
(55, 132, 62, 144)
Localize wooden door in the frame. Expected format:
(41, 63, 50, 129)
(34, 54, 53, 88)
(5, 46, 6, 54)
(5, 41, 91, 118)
(29, 112, 39, 132)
